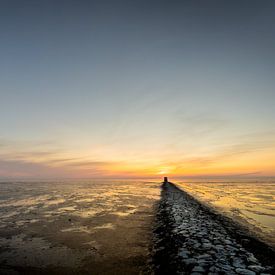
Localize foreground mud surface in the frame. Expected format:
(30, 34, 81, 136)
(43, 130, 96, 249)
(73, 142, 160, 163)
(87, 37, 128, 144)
(152, 182, 275, 275)
(0, 181, 159, 275)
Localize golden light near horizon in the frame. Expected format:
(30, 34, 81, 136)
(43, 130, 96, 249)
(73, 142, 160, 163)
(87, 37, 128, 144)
(0, 0, 275, 180)
(157, 167, 174, 175)
(1, 137, 275, 178)
(158, 170, 168, 175)
(0, 2, 275, 275)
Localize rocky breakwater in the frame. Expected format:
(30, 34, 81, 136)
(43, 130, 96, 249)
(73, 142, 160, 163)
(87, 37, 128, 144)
(152, 182, 275, 275)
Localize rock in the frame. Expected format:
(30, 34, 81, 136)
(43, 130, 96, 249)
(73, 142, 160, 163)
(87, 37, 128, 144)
(179, 252, 189, 258)
(227, 245, 237, 251)
(194, 243, 201, 249)
(233, 259, 246, 269)
(179, 248, 190, 258)
(201, 243, 212, 250)
(197, 253, 212, 259)
(235, 268, 256, 275)
(208, 250, 216, 255)
(197, 259, 211, 266)
(183, 258, 197, 266)
(219, 264, 233, 271)
(247, 255, 258, 264)
(214, 244, 224, 250)
(192, 265, 205, 272)
(241, 239, 250, 245)
(155, 246, 165, 252)
(224, 239, 233, 245)
(213, 239, 221, 245)
(209, 265, 220, 272)
(247, 265, 265, 272)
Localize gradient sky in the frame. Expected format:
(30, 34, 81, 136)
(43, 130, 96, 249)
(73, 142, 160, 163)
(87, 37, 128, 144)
(0, 0, 275, 179)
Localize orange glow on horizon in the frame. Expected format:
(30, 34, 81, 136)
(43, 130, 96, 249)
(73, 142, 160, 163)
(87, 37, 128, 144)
(1, 139, 275, 179)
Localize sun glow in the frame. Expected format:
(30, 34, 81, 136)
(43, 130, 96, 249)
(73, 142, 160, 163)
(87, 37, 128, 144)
(1, 142, 275, 179)
(158, 170, 167, 175)
(157, 166, 173, 175)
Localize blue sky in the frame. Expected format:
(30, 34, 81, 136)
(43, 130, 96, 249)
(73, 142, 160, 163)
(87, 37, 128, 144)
(0, 0, 275, 178)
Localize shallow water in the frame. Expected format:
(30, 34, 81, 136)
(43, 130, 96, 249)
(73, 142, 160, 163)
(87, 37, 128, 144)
(175, 178, 275, 247)
(0, 180, 160, 274)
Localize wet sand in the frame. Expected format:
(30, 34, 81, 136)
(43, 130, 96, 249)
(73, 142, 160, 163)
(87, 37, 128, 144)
(1, 180, 274, 274)
(175, 180, 275, 247)
(152, 182, 275, 274)
(0, 180, 160, 274)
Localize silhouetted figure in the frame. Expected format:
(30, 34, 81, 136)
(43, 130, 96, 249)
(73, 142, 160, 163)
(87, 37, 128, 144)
(164, 177, 168, 183)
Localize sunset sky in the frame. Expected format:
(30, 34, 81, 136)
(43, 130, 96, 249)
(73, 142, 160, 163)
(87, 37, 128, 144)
(0, 0, 275, 179)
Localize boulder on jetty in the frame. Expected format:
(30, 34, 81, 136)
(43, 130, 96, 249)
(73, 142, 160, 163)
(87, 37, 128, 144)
(152, 181, 275, 275)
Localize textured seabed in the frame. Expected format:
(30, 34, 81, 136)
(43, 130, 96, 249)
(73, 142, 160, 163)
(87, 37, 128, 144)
(0, 180, 160, 274)
(0, 179, 274, 274)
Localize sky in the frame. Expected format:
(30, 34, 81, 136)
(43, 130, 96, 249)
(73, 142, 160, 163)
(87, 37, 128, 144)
(0, 0, 275, 179)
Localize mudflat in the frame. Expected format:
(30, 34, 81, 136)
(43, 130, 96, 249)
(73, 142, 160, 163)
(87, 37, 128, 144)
(152, 182, 275, 274)
(0, 180, 160, 274)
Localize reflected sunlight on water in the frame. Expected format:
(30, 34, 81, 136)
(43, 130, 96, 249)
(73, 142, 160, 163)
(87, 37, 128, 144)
(0, 180, 160, 274)
(175, 178, 275, 247)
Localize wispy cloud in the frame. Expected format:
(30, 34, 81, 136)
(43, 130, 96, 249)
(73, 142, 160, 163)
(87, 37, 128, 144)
(175, 113, 229, 136)
(1, 127, 275, 179)
(0, 138, 118, 178)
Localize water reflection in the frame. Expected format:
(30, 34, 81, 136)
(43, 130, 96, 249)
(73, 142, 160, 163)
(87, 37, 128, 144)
(176, 179, 275, 247)
(0, 180, 160, 274)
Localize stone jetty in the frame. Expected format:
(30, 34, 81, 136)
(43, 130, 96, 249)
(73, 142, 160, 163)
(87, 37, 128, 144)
(152, 181, 275, 275)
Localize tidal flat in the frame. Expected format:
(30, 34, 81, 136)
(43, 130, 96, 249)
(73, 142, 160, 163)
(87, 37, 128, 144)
(1, 179, 275, 274)
(0, 180, 160, 274)
(175, 179, 275, 247)
(152, 182, 275, 274)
